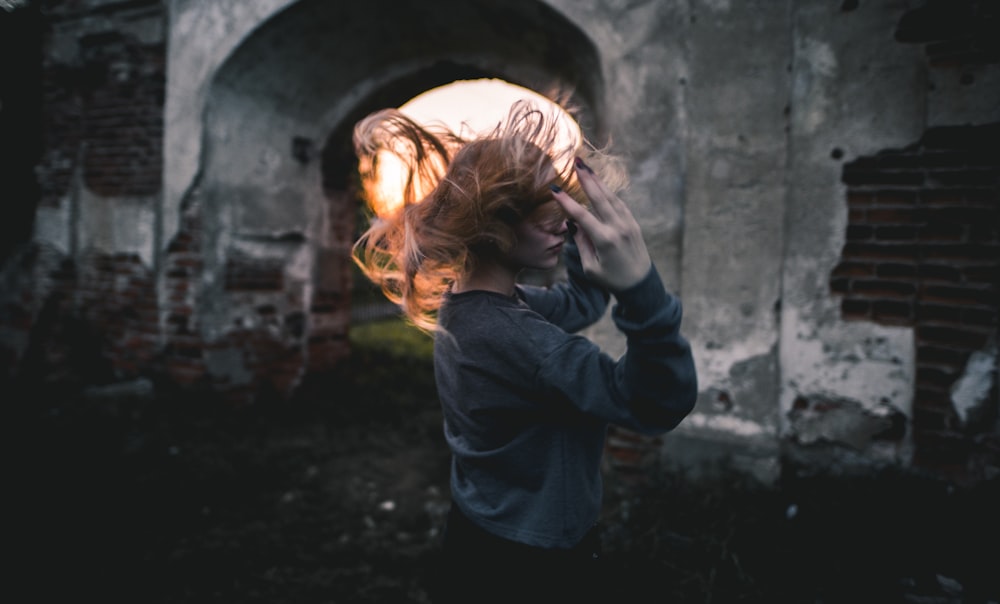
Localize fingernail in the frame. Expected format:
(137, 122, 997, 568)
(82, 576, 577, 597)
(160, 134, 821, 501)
(549, 183, 562, 193)
(574, 157, 592, 173)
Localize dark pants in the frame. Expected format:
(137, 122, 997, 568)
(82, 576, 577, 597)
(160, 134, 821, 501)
(430, 503, 607, 604)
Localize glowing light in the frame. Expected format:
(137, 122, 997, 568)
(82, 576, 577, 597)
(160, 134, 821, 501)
(365, 79, 581, 218)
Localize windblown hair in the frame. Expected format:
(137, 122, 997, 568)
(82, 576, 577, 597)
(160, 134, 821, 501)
(352, 99, 627, 332)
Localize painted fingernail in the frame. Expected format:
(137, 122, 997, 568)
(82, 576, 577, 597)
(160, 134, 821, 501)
(574, 157, 592, 173)
(550, 183, 562, 193)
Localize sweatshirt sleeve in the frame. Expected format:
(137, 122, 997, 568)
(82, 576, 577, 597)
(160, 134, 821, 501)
(516, 238, 610, 333)
(534, 264, 698, 434)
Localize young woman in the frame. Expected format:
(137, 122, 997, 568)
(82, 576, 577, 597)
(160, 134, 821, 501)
(352, 101, 698, 602)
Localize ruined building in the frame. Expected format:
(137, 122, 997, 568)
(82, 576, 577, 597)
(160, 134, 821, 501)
(1, 0, 997, 484)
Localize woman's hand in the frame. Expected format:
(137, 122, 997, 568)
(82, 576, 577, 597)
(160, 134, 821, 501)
(551, 158, 652, 291)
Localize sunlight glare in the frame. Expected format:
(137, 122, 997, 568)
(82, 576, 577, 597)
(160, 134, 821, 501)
(366, 79, 581, 218)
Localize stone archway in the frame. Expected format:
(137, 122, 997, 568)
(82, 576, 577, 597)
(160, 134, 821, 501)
(178, 0, 604, 398)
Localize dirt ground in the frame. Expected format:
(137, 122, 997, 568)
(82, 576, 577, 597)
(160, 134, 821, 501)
(8, 343, 1000, 604)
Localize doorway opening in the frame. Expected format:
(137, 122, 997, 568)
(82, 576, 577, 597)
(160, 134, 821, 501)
(363, 78, 582, 218)
(350, 79, 583, 327)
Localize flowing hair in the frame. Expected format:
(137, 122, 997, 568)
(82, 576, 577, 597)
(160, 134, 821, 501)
(352, 98, 627, 332)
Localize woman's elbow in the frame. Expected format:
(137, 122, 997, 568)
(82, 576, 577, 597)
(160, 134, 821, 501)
(678, 369, 698, 415)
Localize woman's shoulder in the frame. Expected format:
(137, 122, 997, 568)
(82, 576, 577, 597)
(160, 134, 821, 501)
(441, 290, 569, 350)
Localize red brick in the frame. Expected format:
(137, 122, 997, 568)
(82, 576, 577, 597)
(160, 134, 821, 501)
(918, 345, 968, 365)
(852, 279, 917, 298)
(841, 298, 871, 319)
(876, 262, 917, 278)
(913, 389, 953, 413)
(917, 325, 993, 349)
(873, 300, 913, 322)
(963, 189, 999, 208)
(842, 242, 920, 261)
(960, 265, 998, 283)
(871, 190, 919, 206)
(961, 307, 998, 328)
(920, 243, 998, 261)
(832, 261, 875, 277)
(918, 263, 963, 282)
(918, 222, 966, 241)
(866, 208, 922, 223)
(847, 192, 875, 206)
(927, 168, 998, 187)
(920, 284, 996, 306)
(847, 225, 873, 240)
(875, 225, 918, 240)
(916, 303, 963, 324)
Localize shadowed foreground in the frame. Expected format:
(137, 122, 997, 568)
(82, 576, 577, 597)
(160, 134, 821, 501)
(8, 323, 999, 603)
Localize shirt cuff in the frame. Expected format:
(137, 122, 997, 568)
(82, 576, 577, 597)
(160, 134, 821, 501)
(610, 265, 678, 326)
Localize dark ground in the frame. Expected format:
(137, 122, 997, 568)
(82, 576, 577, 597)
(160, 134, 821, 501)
(7, 339, 1000, 604)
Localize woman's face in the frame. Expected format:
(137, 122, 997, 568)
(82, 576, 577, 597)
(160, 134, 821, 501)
(507, 200, 569, 271)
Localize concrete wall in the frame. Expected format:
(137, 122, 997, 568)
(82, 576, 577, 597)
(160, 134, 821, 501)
(4, 0, 997, 482)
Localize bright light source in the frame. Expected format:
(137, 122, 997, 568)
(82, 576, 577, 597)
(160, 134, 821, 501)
(366, 79, 581, 218)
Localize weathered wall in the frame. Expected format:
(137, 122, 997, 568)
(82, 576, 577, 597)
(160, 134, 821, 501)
(160, 0, 606, 399)
(777, 1, 928, 477)
(2, 0, 997, 482)
(781, 0, 997, 482)
(3, 0, 165, 387)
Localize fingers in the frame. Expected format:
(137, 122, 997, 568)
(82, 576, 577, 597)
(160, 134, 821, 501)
(550, 184, 602, 234)
(550, 157, 637, 239)
(573, 226, 598, 269)
(549, 186, 600, 271)
(573, 157, 625, 221)
(551, 161, 651, 290)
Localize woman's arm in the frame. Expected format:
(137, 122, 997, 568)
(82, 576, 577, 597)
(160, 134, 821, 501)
(517, 237, 610, 333)
(550, 157, 652, 292)
(537, 157, 697, 432)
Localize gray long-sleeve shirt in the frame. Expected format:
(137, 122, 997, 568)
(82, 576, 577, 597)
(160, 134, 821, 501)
(434, 243, 697, 549)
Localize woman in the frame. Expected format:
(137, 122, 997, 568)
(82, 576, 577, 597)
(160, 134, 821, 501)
(353, 100, 698, 602)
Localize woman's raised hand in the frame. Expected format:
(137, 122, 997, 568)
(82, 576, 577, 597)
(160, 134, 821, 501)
(551, 158, 652, 291)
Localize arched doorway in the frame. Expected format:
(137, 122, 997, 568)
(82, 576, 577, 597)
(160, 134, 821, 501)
(186, 0, 604, 397)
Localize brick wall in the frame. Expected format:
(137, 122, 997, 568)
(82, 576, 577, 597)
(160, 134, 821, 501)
(831, 123, 999, 470)
(77, 30, 164, 197)
(161, 189, 205, 388)
(48, 1, 164, 379)
(37, 0, 165, 206)
(159, 185, 346, 404)
(76, 250, 159, 376)
(895, 0, 998, 66)
(3, 247, 92, 386)
(2, 1, 166, 388)
(308, 190, 356, 372)
(9, 0, 345, 403)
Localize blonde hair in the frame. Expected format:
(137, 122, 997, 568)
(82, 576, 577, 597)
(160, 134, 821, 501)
(352, 99, 627, 332)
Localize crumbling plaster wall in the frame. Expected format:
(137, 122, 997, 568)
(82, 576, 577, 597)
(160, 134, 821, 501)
(159, 0, 995, 476)
(164, 0, 610, 258)
(163, 0, 289, 251)
(34, 0, 163, 265)
(780, 2, 926, 465)
(164, 0, 685, 324)
(569, 1, 936, 480)
(165, 0, 613, 393)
